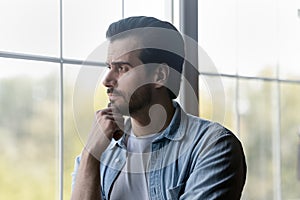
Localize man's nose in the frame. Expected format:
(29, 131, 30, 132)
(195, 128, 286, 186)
(102, 69, 118, 88)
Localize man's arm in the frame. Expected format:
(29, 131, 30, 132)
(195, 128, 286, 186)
(71, 149, 102, 200)
(71, 107, 124, 200)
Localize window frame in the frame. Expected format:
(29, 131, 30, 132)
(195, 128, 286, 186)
(1, 0, 300, 199)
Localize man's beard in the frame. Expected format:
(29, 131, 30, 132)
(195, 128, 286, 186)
(128, 85, 152, 115)
(112, 85, 152, 116)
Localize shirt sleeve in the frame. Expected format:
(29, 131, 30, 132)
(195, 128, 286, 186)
(71, 155, 81, 191)
(180, 129, 247, 200)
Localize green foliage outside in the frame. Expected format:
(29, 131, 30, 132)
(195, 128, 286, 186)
(0, 69, 299, 199)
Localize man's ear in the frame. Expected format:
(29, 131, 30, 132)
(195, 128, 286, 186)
(153, 63, 170, 88)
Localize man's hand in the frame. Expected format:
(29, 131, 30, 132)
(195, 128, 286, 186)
(85, 106, 125, 160)
(71, 105, 124, 200)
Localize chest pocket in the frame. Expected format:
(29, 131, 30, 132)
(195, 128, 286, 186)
(166, 183, 185, 200)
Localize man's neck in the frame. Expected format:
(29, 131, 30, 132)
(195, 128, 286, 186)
(130, 99, 175, 137)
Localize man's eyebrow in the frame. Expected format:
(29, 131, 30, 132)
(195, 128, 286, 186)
(109, 61, 134, 67)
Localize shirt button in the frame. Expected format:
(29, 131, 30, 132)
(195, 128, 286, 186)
(115, 158, 120, 163)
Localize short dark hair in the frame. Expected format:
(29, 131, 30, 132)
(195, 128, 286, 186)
(106, 16, 185, 99)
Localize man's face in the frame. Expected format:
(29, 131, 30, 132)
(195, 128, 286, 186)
(103, 36, 154, 115)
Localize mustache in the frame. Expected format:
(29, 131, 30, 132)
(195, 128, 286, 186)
(107, 88, 123, 96)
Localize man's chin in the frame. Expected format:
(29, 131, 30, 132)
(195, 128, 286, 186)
(110, 102, 130, 116)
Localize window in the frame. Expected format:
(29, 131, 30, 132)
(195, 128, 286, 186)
(0, 59, 59, 199)
(0, 0, 174, 199)
(0, 0, 59, 56)
(1, 0, 299, 199)
(198, 0, 300, 199)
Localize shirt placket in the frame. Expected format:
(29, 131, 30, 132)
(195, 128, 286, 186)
(102, 145, 127, 199)
(148, 142, 163, 200)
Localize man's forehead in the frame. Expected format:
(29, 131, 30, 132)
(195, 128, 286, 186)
(107, 36, 142, 60)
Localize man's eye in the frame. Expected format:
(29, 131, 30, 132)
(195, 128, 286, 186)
(118, 65, 128, 72)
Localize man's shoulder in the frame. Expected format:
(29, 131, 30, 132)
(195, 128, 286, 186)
(183, 113, 241, 146)
(184, 113, 229, 134)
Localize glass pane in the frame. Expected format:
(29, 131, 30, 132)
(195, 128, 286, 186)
(278, 0, 300, 80)
(124, 0, 166, 21)
(0, 59, 59, 200)
(199, 76, 238, 134)
(173, 0, 180, 29)
(198, 0, 283, 77)
(280, 83, 300, 199)
(63, 65, 81, 199)
(63, 0, 122, 60)
(238, 80, 278, 199)
(63, 64, 108, 199)
(236, 0, 278, 78)
(222, 77, 238, 134)
(199, 76, 214, 119)
(198, 0, 237, 75)
(0, 0, 59, 56)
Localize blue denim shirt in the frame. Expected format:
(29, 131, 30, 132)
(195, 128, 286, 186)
(72, 102, 246, 200)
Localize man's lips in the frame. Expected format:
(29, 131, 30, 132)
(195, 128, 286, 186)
(107, 89, 124, 102)
(107, 92, 122, 101)
(107, 91, 121, 96)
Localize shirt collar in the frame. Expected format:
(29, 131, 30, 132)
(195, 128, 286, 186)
(155, 101, 185, 141)
(108, 101, 186, 149)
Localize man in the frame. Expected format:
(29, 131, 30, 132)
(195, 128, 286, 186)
(71, 16, 246, 200)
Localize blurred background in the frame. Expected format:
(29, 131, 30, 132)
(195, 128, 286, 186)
(0, 0, 300, 199)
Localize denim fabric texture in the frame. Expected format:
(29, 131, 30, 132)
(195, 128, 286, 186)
(72, 102, 246, 200)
